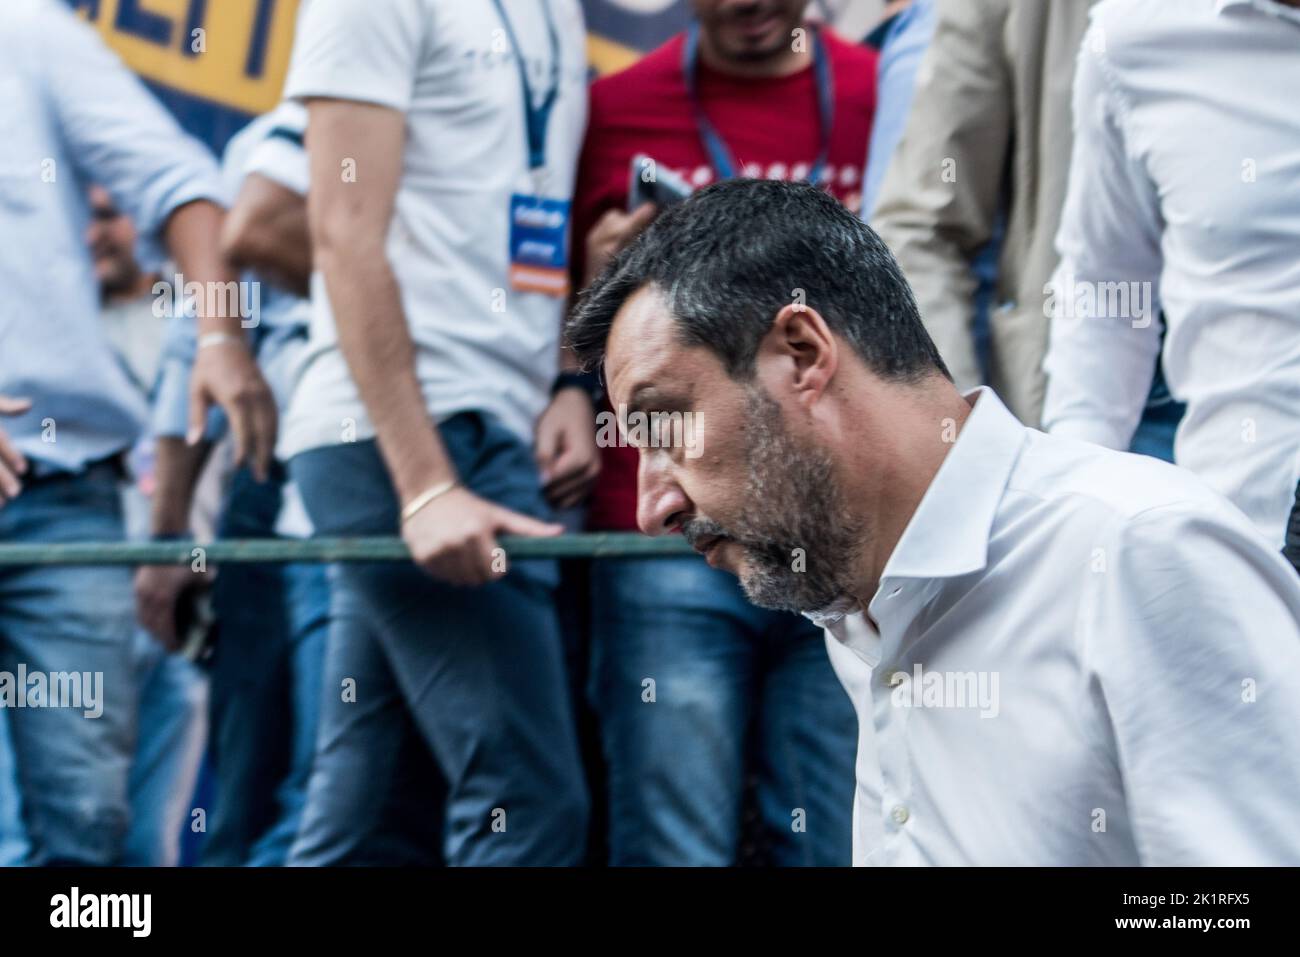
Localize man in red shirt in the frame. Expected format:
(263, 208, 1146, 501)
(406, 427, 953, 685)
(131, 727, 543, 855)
(571, 0, 877, 865)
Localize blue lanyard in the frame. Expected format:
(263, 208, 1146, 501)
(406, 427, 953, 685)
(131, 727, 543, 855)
(681, 21, 835, 184)
(491, 0, 561, 171)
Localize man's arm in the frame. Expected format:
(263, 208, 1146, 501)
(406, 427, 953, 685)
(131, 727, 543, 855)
(306, 99, 559, 584)
(870, 0, 1012, 394)
(165, 200, 277, 479)
(1039, 17, 1163, 449)
(0, 396, 32, 508)
(133, 301, 219, 648)
(221, 172, 312, 298)
(1085, 505, 1300, 864)
(39, 2, 276, 479)
(134, 436, 211, 649)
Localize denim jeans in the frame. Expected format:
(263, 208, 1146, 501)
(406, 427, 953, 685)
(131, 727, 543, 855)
(288, 412, 589, 866)
(204, 467, 330, 866)
(123, 627, 208, 866)
(0, 463, 136, 865)
(0, 705, 26, 865)
(1128, 360, 1185, 464)
(588, 557, 858, 865)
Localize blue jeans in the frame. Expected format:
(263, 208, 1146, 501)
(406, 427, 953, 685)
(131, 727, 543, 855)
(588, 557, 857, 865)
(0, 705, 27, 865)
(1128, 360, 1185, 463)
(124, 628, 208, 866)
(288, 412, 589, 866)
(204, 467, 330, 866)
(0, 464, 136, 865)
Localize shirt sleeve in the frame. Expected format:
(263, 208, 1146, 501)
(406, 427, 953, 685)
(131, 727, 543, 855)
(861, 0, 936, 219)
(283, 0, 426, 111)
(1082, 502, 1300, 865)
(36, 1, 223, 250)
(1040, 17, 1165, 449)
(244, 104, 310, 197)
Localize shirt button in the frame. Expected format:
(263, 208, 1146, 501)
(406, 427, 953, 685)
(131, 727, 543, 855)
(891, 804, 910, 826)
(884, 670, 906, 687)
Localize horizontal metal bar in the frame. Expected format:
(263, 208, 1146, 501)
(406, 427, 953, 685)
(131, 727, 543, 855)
(0, 533, 696, 566)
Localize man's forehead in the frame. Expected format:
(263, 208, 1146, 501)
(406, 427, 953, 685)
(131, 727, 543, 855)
(605, 285, 682, 399)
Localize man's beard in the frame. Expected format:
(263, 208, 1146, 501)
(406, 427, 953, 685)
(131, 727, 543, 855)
(684, 388, 864, 614)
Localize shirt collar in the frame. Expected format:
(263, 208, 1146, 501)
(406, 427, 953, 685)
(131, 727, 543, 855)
(803, 387, 1026, 634)
(875, 387, 1026, 583)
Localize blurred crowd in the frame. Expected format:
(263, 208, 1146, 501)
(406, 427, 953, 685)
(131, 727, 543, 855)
(0, 0, 1297, 867)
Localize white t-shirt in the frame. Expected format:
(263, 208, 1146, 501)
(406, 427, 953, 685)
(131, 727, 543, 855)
(280, 0, 588, 457)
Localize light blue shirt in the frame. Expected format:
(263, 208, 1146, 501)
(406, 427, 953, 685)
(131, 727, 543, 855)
(152, 104, 312, 441)
(861, 0, 936, 219)
(862, 0, 998, 375)
(0, 0, 223, 474)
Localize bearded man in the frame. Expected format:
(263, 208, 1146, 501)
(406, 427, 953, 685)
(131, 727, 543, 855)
(566, 178, 1300, 867)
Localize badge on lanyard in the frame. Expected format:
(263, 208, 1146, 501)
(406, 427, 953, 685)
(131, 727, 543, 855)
(509, 194, 572, 297)
(494, 0, 571, 298)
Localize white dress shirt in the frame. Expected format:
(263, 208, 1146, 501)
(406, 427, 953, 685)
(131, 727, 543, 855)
(0, 0, 223, 473)
(1041, 0, 1300, 548)
(819, 388, 1300, 866)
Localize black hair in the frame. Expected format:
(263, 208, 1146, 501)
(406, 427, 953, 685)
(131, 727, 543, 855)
(567, 178, 949, 382)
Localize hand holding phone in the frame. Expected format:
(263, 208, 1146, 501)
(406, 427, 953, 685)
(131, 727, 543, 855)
(627, 154, 693, 211)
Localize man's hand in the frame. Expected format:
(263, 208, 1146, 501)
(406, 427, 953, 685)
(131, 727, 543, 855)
(187, 342, 277, 482)
(402, 486, 563, 586)
(0, 395, 31, 507)
(583, 202, 658, 286)
(134, 563, 207, 652)
(536, 387, 601, 509)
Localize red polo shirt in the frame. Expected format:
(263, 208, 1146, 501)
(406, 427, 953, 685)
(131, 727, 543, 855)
(574, 28, 879, 531)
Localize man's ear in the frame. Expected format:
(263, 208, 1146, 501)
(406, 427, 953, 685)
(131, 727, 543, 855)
(756, 303, 838, 407)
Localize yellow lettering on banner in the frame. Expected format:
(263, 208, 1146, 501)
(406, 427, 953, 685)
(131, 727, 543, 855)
(74, 0, 301, 117)
(586, 33, 641, 77)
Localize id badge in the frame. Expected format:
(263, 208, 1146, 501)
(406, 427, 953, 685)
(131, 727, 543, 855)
(509, 193, 571, 298)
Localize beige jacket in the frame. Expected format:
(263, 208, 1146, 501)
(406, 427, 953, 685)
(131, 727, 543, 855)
(871, 0, 1096, 425)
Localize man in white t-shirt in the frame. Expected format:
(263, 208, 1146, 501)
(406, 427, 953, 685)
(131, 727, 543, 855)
(282, 0, 594, 865)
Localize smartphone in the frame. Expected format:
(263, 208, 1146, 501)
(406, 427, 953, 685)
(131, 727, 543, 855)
(627, 154, 693, 211)
(174, 582, 216, 664)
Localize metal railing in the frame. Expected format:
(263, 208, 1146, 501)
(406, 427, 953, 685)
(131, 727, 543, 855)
(0, 533, 696, 566)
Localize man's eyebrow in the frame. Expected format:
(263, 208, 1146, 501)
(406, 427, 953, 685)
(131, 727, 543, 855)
(625, 384, 658, 415)
(626, 384, 685, 415)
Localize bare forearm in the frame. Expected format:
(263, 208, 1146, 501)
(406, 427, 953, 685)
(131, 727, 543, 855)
(319, 246, 453, 503)
(164, 200, 242, 337)
(150, 436, 211, 536)
(226, 215, 312, 296)
(223, 178, 313, 296)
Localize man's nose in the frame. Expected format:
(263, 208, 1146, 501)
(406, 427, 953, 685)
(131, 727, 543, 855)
(636, 453, 689, 536)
